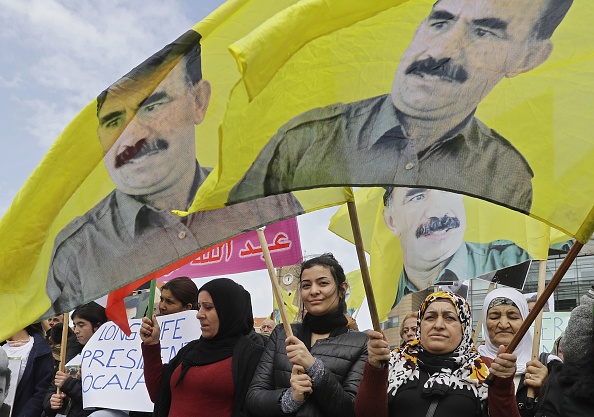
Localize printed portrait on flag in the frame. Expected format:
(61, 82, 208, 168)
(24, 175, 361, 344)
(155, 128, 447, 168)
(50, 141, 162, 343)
(328, 187, 566, 317)
(228, 0, 574, 214)
(382, 187, 531, 305)
(44, 30, 304, 316)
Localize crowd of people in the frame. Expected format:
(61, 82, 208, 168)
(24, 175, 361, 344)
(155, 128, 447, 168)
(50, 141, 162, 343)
(1, 256, 593, 417)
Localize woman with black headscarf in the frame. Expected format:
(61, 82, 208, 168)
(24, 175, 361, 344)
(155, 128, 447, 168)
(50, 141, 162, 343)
(246, 253, 368, 417)
(140, 278, 265, 417)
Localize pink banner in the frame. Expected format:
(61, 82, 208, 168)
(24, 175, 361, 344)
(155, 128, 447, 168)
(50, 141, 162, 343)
(158, 217, 302, 280)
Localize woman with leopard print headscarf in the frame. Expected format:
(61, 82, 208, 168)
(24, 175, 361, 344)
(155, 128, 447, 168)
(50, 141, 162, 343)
(355, 291, 519, 417)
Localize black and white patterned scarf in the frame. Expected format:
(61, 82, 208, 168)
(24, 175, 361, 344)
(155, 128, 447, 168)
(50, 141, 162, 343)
(387, 291, 489, 400)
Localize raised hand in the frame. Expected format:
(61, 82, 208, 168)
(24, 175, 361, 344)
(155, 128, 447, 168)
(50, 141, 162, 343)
(290, 364, 313, 402)
(286, 335, 315, 369)
(489, 345, 517, 379)
(140, 314, 160, 345)
(367, 330, 390, 369)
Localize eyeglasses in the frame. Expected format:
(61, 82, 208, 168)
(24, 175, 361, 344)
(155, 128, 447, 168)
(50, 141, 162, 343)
(402, 327, 418, 334)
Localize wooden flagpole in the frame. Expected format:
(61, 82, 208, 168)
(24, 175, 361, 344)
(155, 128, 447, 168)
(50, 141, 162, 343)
(526, 259, 547, 405)
(57, 311, 70, 394)
(257, 228, 294, 337)
(473, 282, 496, 345)
(346, 200, 382, 331)
(486, 241, 583, 384)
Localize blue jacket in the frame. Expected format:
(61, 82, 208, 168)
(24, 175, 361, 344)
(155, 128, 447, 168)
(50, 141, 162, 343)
(12, 332, 54, 417)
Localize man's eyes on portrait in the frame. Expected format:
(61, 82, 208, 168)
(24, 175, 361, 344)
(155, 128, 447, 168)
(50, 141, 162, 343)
(406, 193, 426, 204)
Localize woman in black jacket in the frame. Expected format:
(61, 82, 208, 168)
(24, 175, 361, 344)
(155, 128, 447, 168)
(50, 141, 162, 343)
(247, 253, 368, 417)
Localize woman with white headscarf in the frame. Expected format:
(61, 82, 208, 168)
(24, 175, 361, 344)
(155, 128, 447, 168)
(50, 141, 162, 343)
(478, 288, 558, 417)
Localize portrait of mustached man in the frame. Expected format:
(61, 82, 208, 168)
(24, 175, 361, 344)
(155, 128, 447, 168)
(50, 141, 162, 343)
(231, 0, 574, 214)
(383, 187, 530, 305)
(45, 31, 302, 315)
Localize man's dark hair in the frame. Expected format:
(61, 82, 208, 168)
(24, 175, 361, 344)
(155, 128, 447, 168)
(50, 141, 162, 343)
(533, 0, 573, 40)
(0, 367, 11, 393)
(161, 276, 199, 310)
(49, 323, 75, 345)
(383, 186, 395, 207)
(97, 29, 203, 114)
(299, 253, 348, 313)
(71, 301, 108, 329)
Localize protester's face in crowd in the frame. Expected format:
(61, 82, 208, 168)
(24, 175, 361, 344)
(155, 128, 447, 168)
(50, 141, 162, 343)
(260, 319, 275, 336)
(401, 317, 418, 343)
(48, 315, 63, 328)
(98, 62, 211, 197)
(301, 265, 347, 316)
(527, 301, 536, 312)
(391, 0, 552, 122)
(197, 290, 219, 339)
(384, 188, 466, 271)
(72, 316, 98, 346)
(0, 376, 7, 405)
(486, 304, 523, 347)
(159, 288, 191, 316)
(420, 299, 463, 354)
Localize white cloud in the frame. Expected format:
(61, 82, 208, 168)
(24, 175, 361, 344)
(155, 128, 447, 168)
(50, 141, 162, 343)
(0, 74, 21, 88)
(0, 0, 200, 147)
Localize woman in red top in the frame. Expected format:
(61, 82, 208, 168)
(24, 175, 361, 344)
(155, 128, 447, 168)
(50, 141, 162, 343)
(140, 278, 265, 417)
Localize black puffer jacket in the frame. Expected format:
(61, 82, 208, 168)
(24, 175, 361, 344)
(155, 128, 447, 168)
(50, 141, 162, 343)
(247, 324, 368, 417)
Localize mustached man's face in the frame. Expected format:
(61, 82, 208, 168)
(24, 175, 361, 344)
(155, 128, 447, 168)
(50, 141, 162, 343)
(391, 0, 551, 123)
(383, 188, 466, 272)
(97, 62, 210, 197)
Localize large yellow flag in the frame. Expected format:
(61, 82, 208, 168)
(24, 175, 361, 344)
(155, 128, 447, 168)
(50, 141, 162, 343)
(192, 0, 594, 245)
(0, 0, 330, 340)
(329, 187, 570, 317)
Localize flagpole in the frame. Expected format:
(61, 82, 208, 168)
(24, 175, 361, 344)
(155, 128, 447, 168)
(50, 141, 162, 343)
(147, 279, 157, 320)
(486, 241, 583, 384)
(473, 281, 495, 345)
(257, 228, 294, 337)
(346, 200, 381, 332)
(57, 311, 69, 395)
(526, 259, 547, 406)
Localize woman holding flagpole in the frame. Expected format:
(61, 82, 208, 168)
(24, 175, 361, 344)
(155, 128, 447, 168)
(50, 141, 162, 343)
(140, 278, 265, 417)
(356, 291, 519, 417)
(246, 253, 368, 417)
(478, 288, 559, 417)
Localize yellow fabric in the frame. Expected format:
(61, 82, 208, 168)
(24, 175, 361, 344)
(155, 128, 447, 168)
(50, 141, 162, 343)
(328, 187, 568, 317)
(193, 0, 594, 244)
(345, 269, 366, 313)
(0, 0, 303, 341)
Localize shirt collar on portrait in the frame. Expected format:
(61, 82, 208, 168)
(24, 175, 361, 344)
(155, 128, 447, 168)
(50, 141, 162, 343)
(364, 95, 407, 149)
(115, 162, 212, 237)
(400, 242, 467, 294)
(368, 95, 479, 151)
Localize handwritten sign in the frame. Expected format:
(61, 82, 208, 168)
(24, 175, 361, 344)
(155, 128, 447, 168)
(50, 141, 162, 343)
(158, 217, 302, 279)
(81, 310, 200, 412)
(534, 312, 571, 353)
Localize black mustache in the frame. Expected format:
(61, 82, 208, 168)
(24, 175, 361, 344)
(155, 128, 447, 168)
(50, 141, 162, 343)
(115, 138, 168, 168)
(406, 57, 468, 83)
(416, 215, 461, 238)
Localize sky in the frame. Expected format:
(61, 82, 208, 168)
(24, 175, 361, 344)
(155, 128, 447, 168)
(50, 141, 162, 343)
(0, 0, 373, 329)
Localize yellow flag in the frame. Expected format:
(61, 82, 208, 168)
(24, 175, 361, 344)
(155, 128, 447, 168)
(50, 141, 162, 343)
(194, 0, 593, 246)
(329, 187, 570, 317)
(0, 0, 310, 341)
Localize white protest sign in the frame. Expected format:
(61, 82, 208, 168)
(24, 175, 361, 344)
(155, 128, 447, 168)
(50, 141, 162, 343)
(530, 312, 571, 353)
(81, 310, 200, 412)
